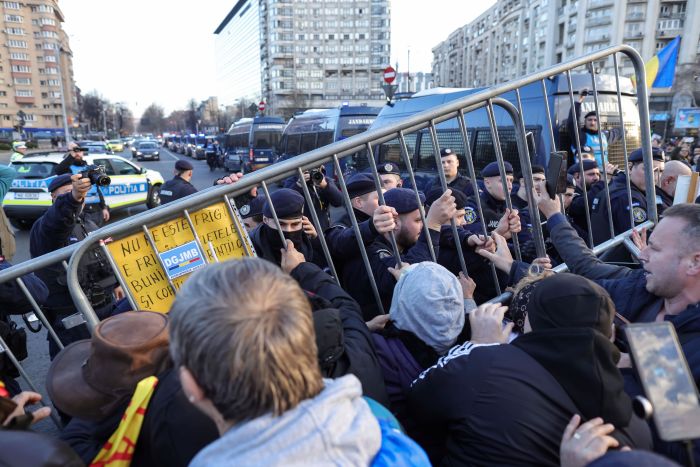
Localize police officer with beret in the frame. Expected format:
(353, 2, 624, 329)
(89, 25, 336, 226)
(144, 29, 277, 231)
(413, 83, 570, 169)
(511, 165, 546, 211)
(30, 173, 120, 359)
(464, 161, 522, 241)
(589, 147, 665, 244)
(54, 143, 110, 227)
(160, 159, 197, 204)
(239, 194, 266, 232)
(346, 187, 458, 319)
(282, 165, 343, 232)
(375, 162, 403, 190)
(249, 188, 326, 267)
(425, 148, 474, 198)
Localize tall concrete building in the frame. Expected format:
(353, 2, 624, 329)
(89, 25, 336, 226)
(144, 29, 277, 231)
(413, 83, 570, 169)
(0, 0, 76, 140)
(432, 0, 700, 133)
(215, 0, 390, 118)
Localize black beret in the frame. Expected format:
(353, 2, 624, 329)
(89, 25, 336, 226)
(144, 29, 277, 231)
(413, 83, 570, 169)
(567, 159, 599, 175)
(384, 188, 425, 214)
(175, 159, 193, 171)
(584, 111, 597, 119)
(376, 162, 400, 176)
(263, 188, 305, 219)
(346, 173, 377, 198)
(519, 164, 545, 179)
(426, 187, 467, 209)
(628, 147, 665, 163)
(48, 174, 73, 193)
(440, 148, 457, 157)
(481, 161, 513, 178)
(566, 174, 576, 189)
(239, 194, 265, 219)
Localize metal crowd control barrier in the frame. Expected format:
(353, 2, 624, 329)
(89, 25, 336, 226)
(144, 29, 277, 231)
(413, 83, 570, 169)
(0, 45, 654, 428)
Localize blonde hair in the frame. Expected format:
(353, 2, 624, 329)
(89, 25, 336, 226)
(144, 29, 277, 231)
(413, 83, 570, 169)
(169, 258, 323, 424)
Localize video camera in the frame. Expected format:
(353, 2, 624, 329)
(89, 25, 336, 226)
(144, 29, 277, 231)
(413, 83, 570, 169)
(80, 164, 111, 187)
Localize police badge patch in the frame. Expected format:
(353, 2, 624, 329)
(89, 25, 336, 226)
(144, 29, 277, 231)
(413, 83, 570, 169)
(240, 204, 251, 216)
(384, 163, 393, 173)
(464, 207, 477, 224)
(632, 206, 647, 223)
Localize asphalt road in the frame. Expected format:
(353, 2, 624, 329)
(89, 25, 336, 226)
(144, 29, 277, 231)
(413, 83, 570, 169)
(1, 146, 232, 435)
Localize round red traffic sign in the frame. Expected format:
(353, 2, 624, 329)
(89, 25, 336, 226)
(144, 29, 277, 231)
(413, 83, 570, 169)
(383, 66, 396, 84)
(258, 101, 265, 111)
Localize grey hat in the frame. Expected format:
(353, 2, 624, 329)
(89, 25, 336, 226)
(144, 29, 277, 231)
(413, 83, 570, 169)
(389, 262, 465, 354)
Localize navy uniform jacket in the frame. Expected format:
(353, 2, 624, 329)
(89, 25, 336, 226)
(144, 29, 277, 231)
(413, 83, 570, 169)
(589, 173, 647, 245)
(569, 180, 607, 235)
(547, 212, 700, 465)
(425, 174, 474, 199)
(283, 176, 343, 232)
(655, 185, 674, 217)
(345, 229, 440, 320)
(510, 193, 529, 211)
(325, 209, 378, 263)
(464, 190, 531, 244)
(159, 176, 197, 204)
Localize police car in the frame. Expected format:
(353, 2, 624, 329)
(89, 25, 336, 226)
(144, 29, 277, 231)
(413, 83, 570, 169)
(3, 152, 165, 229)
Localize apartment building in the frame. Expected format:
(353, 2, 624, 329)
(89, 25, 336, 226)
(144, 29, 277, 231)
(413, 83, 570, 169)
(214, 0, 390, 118)
(0, 0, 76, 140)
(432, 0, 700, 132)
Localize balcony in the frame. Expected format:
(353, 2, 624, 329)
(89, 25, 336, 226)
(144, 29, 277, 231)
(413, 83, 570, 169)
(587, 16, 612, 26)
(626, 11, 645, 21)
(623, 30, 644, 40)
(586, 34, 610, 43)
(14, 96, 35, 104)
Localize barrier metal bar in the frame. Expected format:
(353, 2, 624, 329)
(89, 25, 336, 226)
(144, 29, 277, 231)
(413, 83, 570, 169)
(566, 70, 596, 247)
(613, 53, 636, 230)
(296, 167, 340, 284)
(100, 242, 138, 311)
(552, 220, 654, 273)
(223, 195, 255, 257)
(397, 130, 436, 262)
(514, 88, 547, 258)
(457, 108, 502, 294)
(60, 260, 86, 330)
(427, 119, 469, 277)
(260, 180, 288, 249)
(55, 44, 653, 325)
(208, 241, 220, 262)
(16, 277, 63, 351)
(333, 154, 385, 314)
(0, 334, 62, 428)
(183, 209, 211, 264)
(365, 142, 403, 267)
(588, 63, 616, 240)
(485, 291, 514, 305)
(486, 100, 522, 262)
(540, 78, 558, 153)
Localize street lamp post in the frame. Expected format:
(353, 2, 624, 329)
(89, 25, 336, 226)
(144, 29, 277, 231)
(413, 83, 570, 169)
(55, 44, 72, 143)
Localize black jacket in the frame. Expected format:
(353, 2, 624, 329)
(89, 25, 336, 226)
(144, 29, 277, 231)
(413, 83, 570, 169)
(290, 262, 389, 407)
(283, 175, 343, 231)
(61, 368, 218, 467)
(408, 343, 651, 466)
(159, 176, 197, 204)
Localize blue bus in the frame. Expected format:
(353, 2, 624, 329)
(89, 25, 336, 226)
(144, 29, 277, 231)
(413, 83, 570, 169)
(357, 74, 639, 191)
(278, 105, 382, 176)
(224, 116, 286, 173)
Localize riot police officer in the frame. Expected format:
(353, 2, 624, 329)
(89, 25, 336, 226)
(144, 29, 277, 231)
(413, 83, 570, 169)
(425, 148, 474, 198)
(160, 159, 197, 204)
(376, 161, 403, 189)
(589, 147, 665, 244)
(30, 174, 120, 358)
(464, 161, 522, 241)
(239, 194, 266, 232)
(511, 165, 545, 210)
(54, 143, 110, 227)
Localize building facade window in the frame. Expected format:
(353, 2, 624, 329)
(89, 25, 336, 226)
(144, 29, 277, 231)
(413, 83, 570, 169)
(10, 52, 28, 60)
(5, 27, 24, 35)
(11, 65, 30, 72)
(8, 40, 27, 48)
(13, 77, 30, 85)
(4, 14, 22, 22)
(16, 89, 33, 97)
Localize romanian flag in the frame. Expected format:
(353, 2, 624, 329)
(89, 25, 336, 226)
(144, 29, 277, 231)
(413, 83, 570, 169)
(633, 36, 681, 88)
(91, 376, 158, 467)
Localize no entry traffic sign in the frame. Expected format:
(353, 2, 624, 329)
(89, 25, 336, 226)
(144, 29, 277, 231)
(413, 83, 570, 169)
(383, 66, 396, 84)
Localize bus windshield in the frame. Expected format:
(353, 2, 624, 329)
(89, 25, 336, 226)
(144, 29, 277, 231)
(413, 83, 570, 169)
(252, 127, 283, 150)
(338, 115, 376, 139)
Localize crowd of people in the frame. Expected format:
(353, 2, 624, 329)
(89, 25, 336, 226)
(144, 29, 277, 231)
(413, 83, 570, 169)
(0, 119, 699, 467)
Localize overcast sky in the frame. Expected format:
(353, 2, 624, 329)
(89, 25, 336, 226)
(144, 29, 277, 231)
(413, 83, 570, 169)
(60, 0, 495, 118)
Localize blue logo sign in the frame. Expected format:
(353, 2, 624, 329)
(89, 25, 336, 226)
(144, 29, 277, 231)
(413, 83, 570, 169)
(158, 241, 205, 280)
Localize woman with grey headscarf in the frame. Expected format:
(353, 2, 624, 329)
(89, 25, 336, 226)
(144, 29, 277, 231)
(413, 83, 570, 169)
(370, 261, 475, 438)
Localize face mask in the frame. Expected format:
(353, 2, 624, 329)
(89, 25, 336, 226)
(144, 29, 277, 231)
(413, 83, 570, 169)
(283, 229, 304, 251)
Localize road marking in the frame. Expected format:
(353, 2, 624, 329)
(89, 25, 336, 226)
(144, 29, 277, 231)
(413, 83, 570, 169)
(163, 148, 180, 161)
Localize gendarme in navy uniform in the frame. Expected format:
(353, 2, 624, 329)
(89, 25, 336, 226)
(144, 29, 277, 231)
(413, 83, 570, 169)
(160, 160, 197, 204)
(425, 148, 474, 198)
(376, 161, 403, 190)
(589, 147, 665, 244)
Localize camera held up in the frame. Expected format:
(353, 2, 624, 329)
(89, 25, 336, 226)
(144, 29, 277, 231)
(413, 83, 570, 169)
(80, 164, 111, 187)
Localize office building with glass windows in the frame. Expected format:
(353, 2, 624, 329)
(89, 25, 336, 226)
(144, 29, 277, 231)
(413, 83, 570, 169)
(215, 0, 390, 118)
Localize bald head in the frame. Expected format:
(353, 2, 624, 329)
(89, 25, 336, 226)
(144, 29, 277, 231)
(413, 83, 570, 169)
(659, 160, 693, 198)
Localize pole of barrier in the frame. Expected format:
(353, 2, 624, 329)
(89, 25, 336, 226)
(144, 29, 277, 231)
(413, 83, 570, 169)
(223, 195, 255, 257)
(260, 180, 288, 250)
(613, 53, 636, 230)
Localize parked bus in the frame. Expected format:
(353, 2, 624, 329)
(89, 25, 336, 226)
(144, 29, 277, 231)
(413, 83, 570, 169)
(224, 116, 285, 172)
(277, 105, 382, 176)
(354, 74, 640, 191)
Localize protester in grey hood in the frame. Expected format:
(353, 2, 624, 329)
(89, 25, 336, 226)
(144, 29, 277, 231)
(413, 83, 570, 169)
(390, 261, 476, 354)
(190, 375, 380, 467)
